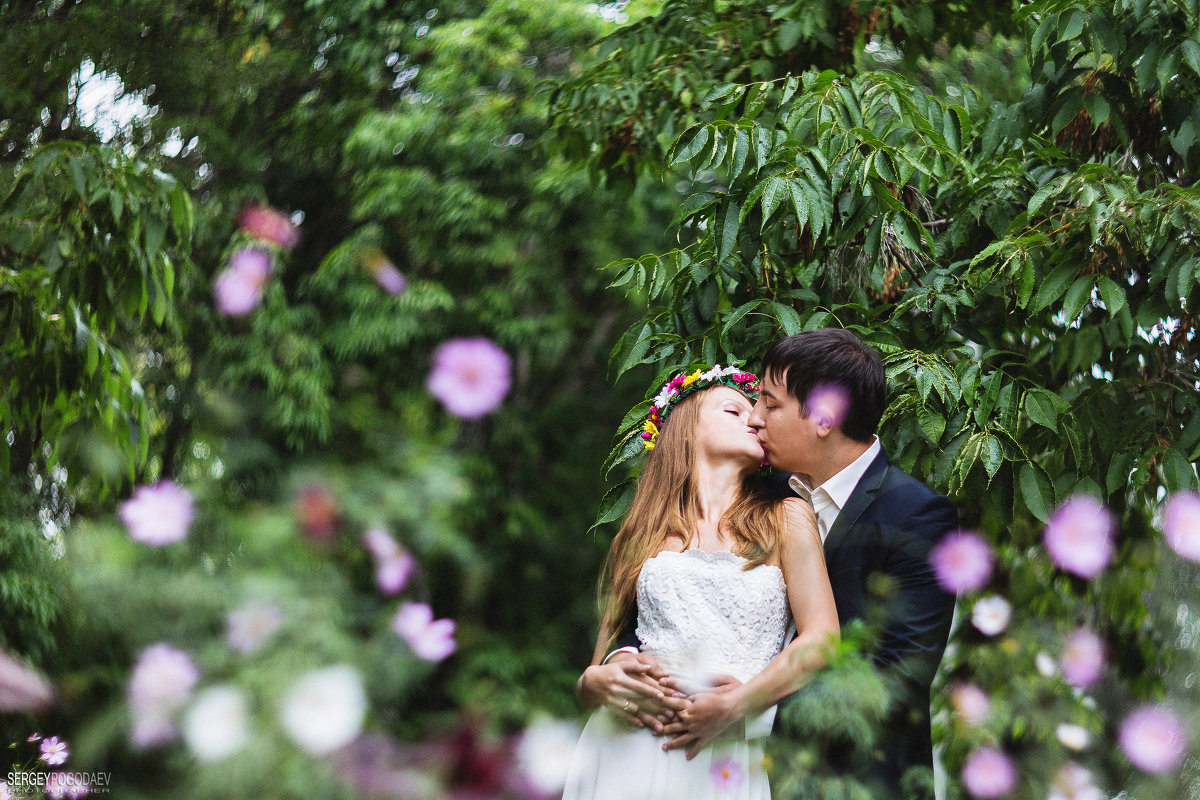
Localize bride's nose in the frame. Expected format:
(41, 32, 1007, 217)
(748, 401, 765, 430)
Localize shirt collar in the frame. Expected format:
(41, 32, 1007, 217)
(787, 436, 881, 511)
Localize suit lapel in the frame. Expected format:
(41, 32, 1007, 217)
(823, 451, 889, 559)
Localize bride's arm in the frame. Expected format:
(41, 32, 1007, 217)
(577, 625, 690, 729)
(661, 499, 840, 758)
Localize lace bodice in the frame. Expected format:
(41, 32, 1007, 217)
(635, 549, 789, 693)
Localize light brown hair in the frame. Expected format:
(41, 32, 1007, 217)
(597, 387, 784, 650)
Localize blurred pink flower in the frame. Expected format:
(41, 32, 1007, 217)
(1060, 628, 1105, 689)
(296, 483, 340, 544)
(362, 249, 407, 295)
(45, 772, 88, 799)
(119, 481, 194, 546)
(950, 683, 990, 726)
(39, 735, 68, 766)
(426, 337, 512, 419)
(806, 384, 850, 430)
(0, 652, 53, 712)
(1043, 496, 1114, 578)
(363, 528, 415, 595)
(214, 247, 272, 316)
(1048, 762, 1102, 800)
(1163, 492, 1200, 562)
(377, 552, 415, 595)
(128, 643, 200, 749)
(226, 601, 284, 655)
(0, 780, 12, 800)
(961, 746, 1017, 798)
(971, 595, 1011, 636)
(1119, 705, 1188, 774)
(239, 204, 300, 249)
(710, 756, 744, 789)
(931, 531, 994, 593)
(393, 603, 456, 662)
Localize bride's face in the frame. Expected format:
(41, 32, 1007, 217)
(695, 387, 764, 467)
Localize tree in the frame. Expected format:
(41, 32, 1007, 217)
(551, 0, 1200, 796)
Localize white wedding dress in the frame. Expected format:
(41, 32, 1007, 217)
(562, 548, 790, 800)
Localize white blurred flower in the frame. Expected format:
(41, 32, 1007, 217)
(279, 665, 366, 756)
(226, 601, 284, 655)
(1036, 652, 1058, 678)
(128, 644, 199, 748)
(184, 685, 251, 762)
(1048, 762, 1103, 800)
(515, 716, 580, 796)
(1056, 723, 1091, 751)
(971, 595, 1011, 636)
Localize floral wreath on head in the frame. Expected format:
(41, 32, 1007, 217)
(641, 364, 760, 450)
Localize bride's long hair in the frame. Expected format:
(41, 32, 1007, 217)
(597, 387, 784, 651)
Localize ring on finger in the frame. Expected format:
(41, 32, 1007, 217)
(623, 699, 632, 712)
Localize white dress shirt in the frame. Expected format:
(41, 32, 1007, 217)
(788, 437, 881, 543)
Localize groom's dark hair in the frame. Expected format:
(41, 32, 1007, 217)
(761, 329, 884, 443)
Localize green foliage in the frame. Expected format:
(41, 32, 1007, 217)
(0, 141, 192, 489)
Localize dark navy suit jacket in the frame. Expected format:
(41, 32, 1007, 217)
(615, 452, 957, 798)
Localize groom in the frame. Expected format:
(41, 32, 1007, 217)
(579, 329, 958, 799)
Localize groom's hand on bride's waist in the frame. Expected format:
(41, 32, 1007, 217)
(577, 652, 689, 731)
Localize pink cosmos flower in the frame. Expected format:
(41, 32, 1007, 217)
(950, 683, 990, 726)
(127, 643, 200, 748)
(239, 204, 300, 249)
(0, 780, 12, 800)
(426, 337, 512, 419)
(710, 755, 744, 789)
(39, 735, 68, 766)
(119, 481, 195, 546)
(1163, 492, 1200, 562)
(1043, 496, 1114, 578)
(961, 746, 1017, 798)
(226, 601, 284, 655)
(1060, 628, 1105, 689)
(971, 595, 1011, 636)
(1119, 705, 1188, 774)
(931, 531, 994, 593)
(214, 247, 272, 316)
(363, 528, 415, 595)
(393, 603, 456, 662)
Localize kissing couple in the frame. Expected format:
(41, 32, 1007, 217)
(562, 328, 958, 800)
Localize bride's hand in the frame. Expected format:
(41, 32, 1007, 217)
(577, 653, 689, 731)
(658, 674, 745, 759)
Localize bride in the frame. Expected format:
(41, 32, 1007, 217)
(563, 365, 840, 799)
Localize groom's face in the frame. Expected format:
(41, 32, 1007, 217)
(749, 371, 817, 475)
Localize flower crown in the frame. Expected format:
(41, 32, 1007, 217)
(640, 364, 760, 450)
